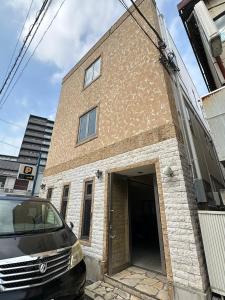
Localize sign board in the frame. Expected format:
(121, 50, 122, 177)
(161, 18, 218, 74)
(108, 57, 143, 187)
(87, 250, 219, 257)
(18, 164, 37, 181)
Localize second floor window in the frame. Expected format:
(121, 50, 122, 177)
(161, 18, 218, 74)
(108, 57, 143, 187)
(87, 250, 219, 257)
(78, 108, 97, 143)
(84, 57, 101, 87)
(60, 185, 70, 219)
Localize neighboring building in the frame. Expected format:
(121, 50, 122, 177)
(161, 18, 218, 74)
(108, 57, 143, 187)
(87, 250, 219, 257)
(178, 1, 225, 298)
(0, 158, 34, 195)
(0, 115, 54, 196)
(41, 0, 224, 299)
(17, 114, 54, 195)
(0, 154, 17, 161)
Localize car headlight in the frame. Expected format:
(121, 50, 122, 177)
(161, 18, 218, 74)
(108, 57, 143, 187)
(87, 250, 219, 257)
(70, 240, 83, 269)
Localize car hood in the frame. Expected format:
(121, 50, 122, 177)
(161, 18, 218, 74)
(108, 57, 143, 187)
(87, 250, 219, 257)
(0, 228, 76, 260)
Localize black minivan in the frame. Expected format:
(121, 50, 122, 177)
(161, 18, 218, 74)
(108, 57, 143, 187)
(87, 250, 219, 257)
(0, 196, 86, 300)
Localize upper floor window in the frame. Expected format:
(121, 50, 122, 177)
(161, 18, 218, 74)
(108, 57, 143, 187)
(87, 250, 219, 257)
(84, 57, 101, 87)
(78, 108, 97, 143)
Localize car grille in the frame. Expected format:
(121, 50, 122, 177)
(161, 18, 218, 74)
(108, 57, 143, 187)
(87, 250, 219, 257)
(0, 248, 71, 292)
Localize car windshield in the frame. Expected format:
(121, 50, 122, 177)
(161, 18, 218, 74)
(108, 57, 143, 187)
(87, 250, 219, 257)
(0, 199, 64, 236)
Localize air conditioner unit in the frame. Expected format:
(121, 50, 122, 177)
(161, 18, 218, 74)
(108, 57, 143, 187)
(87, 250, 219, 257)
(194, 1, 222, 57)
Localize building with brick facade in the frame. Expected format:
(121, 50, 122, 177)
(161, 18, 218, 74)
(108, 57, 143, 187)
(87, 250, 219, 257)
(40, 0, 225, 299)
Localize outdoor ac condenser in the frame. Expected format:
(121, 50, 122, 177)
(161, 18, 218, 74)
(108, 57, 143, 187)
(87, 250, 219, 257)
(194, 1, 222, 58)
(193, 1, 225, 87)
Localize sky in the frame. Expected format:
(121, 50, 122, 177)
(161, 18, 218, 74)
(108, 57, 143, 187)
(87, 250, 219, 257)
(0, 0, 207, 157)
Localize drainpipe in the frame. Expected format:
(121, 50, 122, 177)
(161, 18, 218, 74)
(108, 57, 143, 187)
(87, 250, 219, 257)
(172, 71, 207, 203)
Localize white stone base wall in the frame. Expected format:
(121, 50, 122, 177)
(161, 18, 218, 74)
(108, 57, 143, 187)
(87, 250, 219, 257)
(40, 137, 207, 293)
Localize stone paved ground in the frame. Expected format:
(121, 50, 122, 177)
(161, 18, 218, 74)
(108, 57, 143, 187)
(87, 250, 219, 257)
(85, 266, 169, 300)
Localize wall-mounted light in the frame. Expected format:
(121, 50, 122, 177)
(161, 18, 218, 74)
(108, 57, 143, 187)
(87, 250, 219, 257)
(163, 166, 174, 177)
(95, 170, 103, 179)
(40, 184, 46, 190)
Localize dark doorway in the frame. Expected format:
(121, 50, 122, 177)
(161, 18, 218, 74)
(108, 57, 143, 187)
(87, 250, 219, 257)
(128, 175, 162, 273)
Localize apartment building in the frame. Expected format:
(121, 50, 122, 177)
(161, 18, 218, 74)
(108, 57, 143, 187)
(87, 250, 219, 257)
(41, 0, 225, 299)
(0, 115, 54, 196)
(18, 114, 54, 195)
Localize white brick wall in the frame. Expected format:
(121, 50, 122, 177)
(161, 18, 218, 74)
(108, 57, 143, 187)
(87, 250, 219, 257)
(40, 137, 207, 291)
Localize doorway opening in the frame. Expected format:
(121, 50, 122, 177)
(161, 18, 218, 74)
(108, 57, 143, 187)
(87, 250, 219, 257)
(128, 175, 161, 273)
(108, 165, 165, 275)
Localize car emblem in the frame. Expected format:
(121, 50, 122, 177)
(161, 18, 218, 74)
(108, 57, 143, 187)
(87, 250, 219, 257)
(39, 263, 47, 274)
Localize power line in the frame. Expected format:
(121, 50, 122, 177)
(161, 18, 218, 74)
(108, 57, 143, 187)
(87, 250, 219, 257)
(0, 118, 25, 129)
(0, 0, 67, 109)
(3, 0, 35, 79)
(0, 0, 49, 96)
(0, 140, 20, 149)
(0, 0, 53, 107)
(129, 0, 165, 47)
(117, 0, 161, 52)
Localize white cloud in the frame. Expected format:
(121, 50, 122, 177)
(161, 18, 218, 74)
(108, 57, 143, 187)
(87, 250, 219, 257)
(7, 0, 126, 80)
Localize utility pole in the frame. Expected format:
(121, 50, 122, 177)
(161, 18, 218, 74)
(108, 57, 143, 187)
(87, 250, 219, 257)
(31, 152, 41, 196)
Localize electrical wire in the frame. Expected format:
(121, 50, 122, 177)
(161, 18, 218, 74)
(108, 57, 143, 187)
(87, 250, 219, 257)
(0, 0, 53, 107)
(0, 0, 67, 109)
(3, 0, 35, 79)
(117, 0, 162, 52)
(129, 0, 165, 45)
(0, 0, 49, 96)
(0, 140, 20, 149)
(0, 118, 25, 129)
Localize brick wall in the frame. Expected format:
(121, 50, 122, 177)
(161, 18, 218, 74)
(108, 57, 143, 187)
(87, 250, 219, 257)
(41, 137, 208, 293)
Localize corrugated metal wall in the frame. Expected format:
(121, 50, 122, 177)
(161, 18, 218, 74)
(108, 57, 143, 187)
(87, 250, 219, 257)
(199, 211, 225, 296)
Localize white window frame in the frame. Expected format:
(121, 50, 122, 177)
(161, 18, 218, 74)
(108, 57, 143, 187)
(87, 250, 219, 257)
(77, 107, 97, 143)
(84, 57, 101, 87)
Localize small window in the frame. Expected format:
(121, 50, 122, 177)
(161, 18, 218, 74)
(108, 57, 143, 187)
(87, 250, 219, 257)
(215, 13, 225, 42)
(78, 108, 97, 143)
(0, 176, 6, 189)
(60, 185, 70, 219)
(84, 57, 101, 87)
(46, 188, 53, 201)
(81, 180, 94, 240)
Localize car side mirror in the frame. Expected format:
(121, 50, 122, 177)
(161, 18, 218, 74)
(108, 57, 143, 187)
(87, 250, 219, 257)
(70, 222, 74, 230)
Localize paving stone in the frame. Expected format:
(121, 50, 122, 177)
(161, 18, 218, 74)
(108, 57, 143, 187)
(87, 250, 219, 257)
(135, 284, 158, 296)
(123, 274, 147, 280)
(153, 281, 164, 290)
(95, 297, 104, 300)
(128, 267, 146, 274)
(141, 278, 159, 286)
(105, 292, 116, 300)
(145, 271, 157, 279)
(130, 295, 141, 300)
(95, 287, 107, 296)
(121, 278, 142, 287)
(87, 281, 102, 291)
(157, 289, 169, 300)
(114, 288, 130, 299)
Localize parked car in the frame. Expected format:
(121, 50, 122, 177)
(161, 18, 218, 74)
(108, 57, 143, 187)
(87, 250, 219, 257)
(0, 195, 86, 300)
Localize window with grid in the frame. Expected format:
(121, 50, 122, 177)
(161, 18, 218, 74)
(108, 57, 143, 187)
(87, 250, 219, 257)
(78, 108, 97, 143)
(81, 180, 93, 240)
(46, 188, 53, 201)
(84, 57, 101, 87)
(60, 185, 70, 219)
(0, 176, 6, 189)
